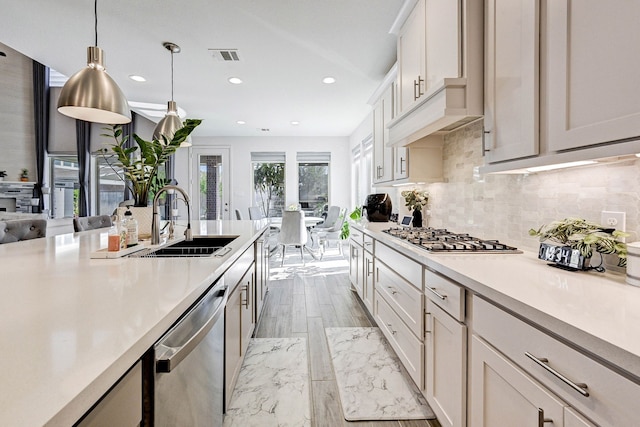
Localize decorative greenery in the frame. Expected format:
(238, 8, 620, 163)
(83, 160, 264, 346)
(20, 168, 28, 178)
(401, 189, 429, 212)
(528, 217, 628, 267)
(0, 170, 6, 178)
(253, 163, 285, 217)
(340, 206, 362, 240)
(102, 119, 202, 206)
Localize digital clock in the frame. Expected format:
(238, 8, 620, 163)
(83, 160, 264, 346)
(538, 243, 589, 270)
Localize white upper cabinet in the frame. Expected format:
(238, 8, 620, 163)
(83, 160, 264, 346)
(483, 0, 540, 163)
(546, 0, 640, 151)
(373, 84, 395, 184)
(388, 0, 483, 147)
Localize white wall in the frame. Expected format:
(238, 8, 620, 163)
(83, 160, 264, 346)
(174, 136, 351, 219)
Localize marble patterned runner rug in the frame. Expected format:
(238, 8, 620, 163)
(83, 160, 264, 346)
(325, 327, 435, 421)
(223, 338, 311, 427)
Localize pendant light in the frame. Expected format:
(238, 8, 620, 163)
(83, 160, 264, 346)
(57, 0, 131, 124)
(153, 42, 191, 147)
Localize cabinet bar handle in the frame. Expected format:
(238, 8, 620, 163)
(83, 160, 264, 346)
(525, 352, 589, 397)
(482, 129, 491, 154)
(241, 284, 249, 308)
(386, 323, 397, 335)
(537, 408, 553, 427)
(427, 287, 447, 300)
(366, 259, 372, 277)
(387, 286, 398, 295)
(399, 157, 406, 174)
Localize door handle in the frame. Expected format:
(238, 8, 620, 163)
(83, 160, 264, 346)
(525, 352, 589, 397)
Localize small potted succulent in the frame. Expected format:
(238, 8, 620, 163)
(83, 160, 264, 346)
(20, 169, 29, 182)
(0, 170, 6, 181)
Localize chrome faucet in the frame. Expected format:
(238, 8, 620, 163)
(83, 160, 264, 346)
(151, 185, 193, 245)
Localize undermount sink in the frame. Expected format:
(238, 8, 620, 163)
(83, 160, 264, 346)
(131, 236, 239, 258)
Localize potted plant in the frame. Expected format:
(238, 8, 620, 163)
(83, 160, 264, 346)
(340, 206, 362, 240)
(401, 189, 429, 227)
(102, 118, 202, 207)
(20, 169, 29, 182)
(529, 217, 628, 268)
(0, 171, 6, 181)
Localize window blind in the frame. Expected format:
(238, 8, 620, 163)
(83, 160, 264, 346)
(296, 152, 331, 163)
(251, 152, 286, 162)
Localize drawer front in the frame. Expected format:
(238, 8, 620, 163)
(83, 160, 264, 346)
(350, 229, 364, 246)
(225, 247, 254, 292)
(375, 290, 424, 389)
(473, 296, 640, 427)
(376, 260, 424, 339)
(376, 241, 422, 289)
(424, 269, 465, 322)
(363, 234, 374, 254)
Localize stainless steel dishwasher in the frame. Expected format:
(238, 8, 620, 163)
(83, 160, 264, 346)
(153, 279, 227, 426)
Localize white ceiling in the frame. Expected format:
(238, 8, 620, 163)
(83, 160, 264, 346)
(0, 0, 404, 137)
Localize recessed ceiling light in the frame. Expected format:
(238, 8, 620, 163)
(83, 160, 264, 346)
(228, 77, 243, 84)
(236, 120, 246, 125)
(290, 121, 300, 125)
(129, 75, 146, 82)
(322, 76, 336, 84)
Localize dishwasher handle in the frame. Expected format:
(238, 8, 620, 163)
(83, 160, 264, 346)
(155, 285, 227, 373)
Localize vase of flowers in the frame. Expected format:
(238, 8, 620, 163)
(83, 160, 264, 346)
(401, 189, 429, 227)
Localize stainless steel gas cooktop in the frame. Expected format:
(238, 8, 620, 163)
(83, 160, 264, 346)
(383, 227, 521, 253)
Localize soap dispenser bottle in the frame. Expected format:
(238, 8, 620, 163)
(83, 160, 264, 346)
(123, 207, 138, 246)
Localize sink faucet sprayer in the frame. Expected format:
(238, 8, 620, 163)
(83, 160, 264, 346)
(151, 185, 192, 245)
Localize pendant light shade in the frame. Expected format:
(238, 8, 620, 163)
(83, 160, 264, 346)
(153, 42, 190, 147)
(57, 0, 131, 124)
(57, 46, 131, 124)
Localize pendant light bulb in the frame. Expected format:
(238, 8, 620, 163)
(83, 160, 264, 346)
(153, 42, 189, 146)
(57, 0, 131, 124)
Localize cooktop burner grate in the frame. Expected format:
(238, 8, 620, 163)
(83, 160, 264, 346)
(382, 227, 521, 253)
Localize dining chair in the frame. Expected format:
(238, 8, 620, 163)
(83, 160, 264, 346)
(248, 206, 264, 220)
(73, 215, 113, 232)
(0, 219, 47, 244)
(277, 209, 307, 266)
(313, 205, 341, 230)
(311, 207, 346, 256)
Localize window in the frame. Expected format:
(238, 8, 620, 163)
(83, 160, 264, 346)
(50, 156, 79, 218)
(297, 152, 330, 217)
(95, 155, 126, 216)
(251, 152, 285, 218)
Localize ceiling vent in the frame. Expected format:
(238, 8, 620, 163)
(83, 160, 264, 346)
(209, 49, 240, 62)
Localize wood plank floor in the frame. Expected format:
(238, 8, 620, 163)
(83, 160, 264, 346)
(253, 249, 441, 427)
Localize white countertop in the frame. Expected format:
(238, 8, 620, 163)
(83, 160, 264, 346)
(0, 220, 268, 427)
(353, 222, 640, 382)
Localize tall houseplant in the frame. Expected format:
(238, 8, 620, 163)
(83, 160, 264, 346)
(253, 163, 284, 217)
(103, 119, 202, 206)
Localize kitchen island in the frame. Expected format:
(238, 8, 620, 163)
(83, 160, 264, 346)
(0, 220, 268, 426)
(351, 221, 640, 427)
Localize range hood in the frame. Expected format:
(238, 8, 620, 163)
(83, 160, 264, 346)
(386, 78, 482, 147)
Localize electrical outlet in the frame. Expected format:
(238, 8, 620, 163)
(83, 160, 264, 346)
(601, 211, 626, 231)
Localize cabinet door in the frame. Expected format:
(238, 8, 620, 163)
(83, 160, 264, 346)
(547, 0, 640, 151)
(484, 0, 539, 163)
(373, 87, 394, 183)
(240, 268, 255, 350)
(425, 0, 461, 89)
(255, 239, 264, 320)
(395, 147, 408, 180)
(225, 284, 243, 409)
(424, 300, 466, 427)
(470, 335, 565, 427)
(349, 241, 363, 297)
(363, 250, 374, 312)
(564, 408, 596, 427)
(398, 0, 426, 113)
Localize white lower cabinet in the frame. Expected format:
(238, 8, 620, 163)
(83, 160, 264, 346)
(564, 407, 596, 427)
(349, 239, 364, 297)
(77, 362, 142, 427)
(363, 249, 374, 312)
(470, 335, 565, 427)
(424, 300, 466, 427)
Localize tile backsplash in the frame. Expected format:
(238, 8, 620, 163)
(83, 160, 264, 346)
(389, 120, 640, 254)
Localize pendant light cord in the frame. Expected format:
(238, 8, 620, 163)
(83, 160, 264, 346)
(94, 0, 98, 46)
(171, 48, 174, 102)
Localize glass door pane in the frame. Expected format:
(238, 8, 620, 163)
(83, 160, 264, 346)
(191, 148, 230, 220)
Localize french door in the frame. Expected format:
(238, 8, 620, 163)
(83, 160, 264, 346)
(191, 147, 230, 220)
